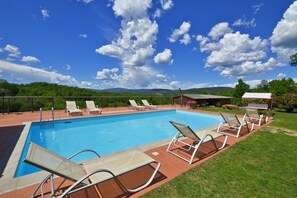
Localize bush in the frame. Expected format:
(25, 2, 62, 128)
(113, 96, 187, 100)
(273, 94, 297, 112)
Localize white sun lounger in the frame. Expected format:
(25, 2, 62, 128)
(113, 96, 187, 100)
(217, 112, 252, 138)
(129, 100, 146, 110)
(66, 101, 82, 116)
(86, 100, 102, 114)
(245, 108, 267, 127)
(24, 142, 161, 198)
(141, 100, 158, 110)
(167, 121, 228, 164)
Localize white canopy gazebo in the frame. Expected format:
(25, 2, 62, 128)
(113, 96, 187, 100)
(242, 92, 272, 109)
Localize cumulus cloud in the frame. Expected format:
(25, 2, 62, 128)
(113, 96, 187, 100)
(41, 9, 50, 19)
(153, 8, 162, 18)
(208, 22, 233, 40)
(0, 60, 78, 85)
(270, 1, 297, 65)
(160, 0, 174, 10)
(197, 22, 275, 78)
(79, 34, 88, 38)
(95, 0, 161, 88)
(233, 17, 256, 28)
(4, 44, 21, 57)
(169, 21, 191, 43)
(154, 48, 173, 65)
(112, 0, 151, 19)
(21, 56, 40, 63)
(95, 68, 119, 80)
(180, 33, 191, 45)
(277, 73, 287, 78)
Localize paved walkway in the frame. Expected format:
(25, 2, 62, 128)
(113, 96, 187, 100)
(0, 106, 271, 198)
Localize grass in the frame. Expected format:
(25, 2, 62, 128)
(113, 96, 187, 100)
(269, 111, 297, 131)
(142, 109, 297, 197)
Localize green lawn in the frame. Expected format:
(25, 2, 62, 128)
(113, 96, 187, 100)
(269, 111, 297, 131)
(142, 110, 297, 197)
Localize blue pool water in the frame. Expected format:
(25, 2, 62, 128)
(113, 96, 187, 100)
(15, 110, 222, 177)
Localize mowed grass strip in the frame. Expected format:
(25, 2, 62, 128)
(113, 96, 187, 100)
(143, 132, 297, 197)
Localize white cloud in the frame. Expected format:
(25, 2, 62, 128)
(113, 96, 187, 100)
(197, 22, 274, 78)
(270, 1, 297, 65)
(21, 56, 40, 63)
(79, 34, 88, 38)
(76, 0, 93, 4)
(95, 68, 119, 80)
(154, 48, 173, 65)
(208, 22, 233, 40)
(41, 9, 50, 19)
(156, 73, 167, 82)
(253, 3, 264, 14)
(277, 73, 287, 78)
(4, 44, 21, 57)
(233, 17, 256, 28)
(97, 17, 158, 67)
(80, 81, 93, 88)
(153, 8, 162, 18)
(180, 33, 191, 45)
(169, 21, 191, 43)
(169, 81, 181, 88)
(0, 60, 78, 85)
(65, 64, 71, 70)
(112, 0, 151, 19)
(160, 0, 174, 10)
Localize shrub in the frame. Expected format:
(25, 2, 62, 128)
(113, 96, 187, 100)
(273, 94, 297, 112)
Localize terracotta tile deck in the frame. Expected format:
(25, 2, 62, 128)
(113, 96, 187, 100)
(0, 106, 271, 198)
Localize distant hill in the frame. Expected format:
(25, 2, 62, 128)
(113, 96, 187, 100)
(102, 87, 233, 95)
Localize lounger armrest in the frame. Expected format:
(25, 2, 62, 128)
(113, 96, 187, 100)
(67, 149, 101, 160)
(96, 105, 99, 108)
(77, 106, 79, 109)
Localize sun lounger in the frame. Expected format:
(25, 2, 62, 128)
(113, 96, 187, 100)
(129, 100, 146, 110)
(66, 101, 82, 116)
(24, 142, 161, 198)
(217, 112, 251, 138)
(141, 100, 158, 110)
(86, 100, 102, 114)
(245, 108, 267, 127)
(246, 103, 269, 110)
(167, 121, 228, 164)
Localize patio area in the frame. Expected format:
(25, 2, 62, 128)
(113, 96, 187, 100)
(0, 105, 271, 198)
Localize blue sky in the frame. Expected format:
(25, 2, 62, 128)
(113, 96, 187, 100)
(0, 0, 296, 90)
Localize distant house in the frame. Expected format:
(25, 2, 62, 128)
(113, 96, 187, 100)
(172, 94, 232, 107)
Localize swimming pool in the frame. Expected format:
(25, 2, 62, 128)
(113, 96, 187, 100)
(15, 110, 222, 177)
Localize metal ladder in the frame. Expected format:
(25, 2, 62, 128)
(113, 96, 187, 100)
(40, 107, 55, 128)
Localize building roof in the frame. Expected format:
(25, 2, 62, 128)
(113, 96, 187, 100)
(242, 92, 272, 99)
(174, 94, 232, 99)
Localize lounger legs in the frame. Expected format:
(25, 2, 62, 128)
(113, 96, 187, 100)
(167, 133, 228, 164)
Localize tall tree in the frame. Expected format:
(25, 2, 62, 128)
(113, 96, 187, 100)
(290, 53, 297, 66)
(256, 80, 270, 92)
(233, 79, 250, 98)
(269, 78, 297, 96)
